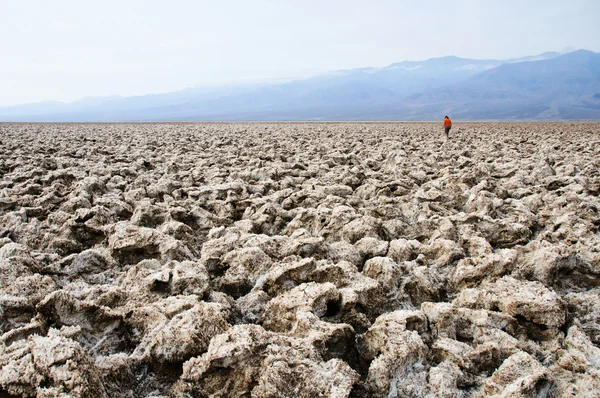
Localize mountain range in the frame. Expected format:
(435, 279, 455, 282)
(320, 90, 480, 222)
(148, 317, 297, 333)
(1, 49, 599, 121)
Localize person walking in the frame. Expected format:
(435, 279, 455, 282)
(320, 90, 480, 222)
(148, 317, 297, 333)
(443, 116, 452, 139)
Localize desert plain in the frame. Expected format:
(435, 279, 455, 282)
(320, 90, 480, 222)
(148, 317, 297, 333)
(0, 122, 599, 397)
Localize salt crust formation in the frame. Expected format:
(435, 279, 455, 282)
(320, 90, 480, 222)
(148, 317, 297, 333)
(0, 122, 599, 397)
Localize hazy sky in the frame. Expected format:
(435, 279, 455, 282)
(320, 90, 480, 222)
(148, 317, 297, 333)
(1, 0, 599, 105)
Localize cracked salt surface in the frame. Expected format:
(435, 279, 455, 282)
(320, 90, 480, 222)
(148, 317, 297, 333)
(0, 122, 599, 397)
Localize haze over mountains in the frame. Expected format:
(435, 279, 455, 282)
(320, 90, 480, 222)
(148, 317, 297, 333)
(1, 49, 599, 121)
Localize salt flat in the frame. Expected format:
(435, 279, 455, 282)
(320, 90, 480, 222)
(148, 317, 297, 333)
(1, 122, 599, 397)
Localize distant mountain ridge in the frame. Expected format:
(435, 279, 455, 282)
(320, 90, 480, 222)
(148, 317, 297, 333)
(1, 49, 599, 121)
(399, 49, 600, 120)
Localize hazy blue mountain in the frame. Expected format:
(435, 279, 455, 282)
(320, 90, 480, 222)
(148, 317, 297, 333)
(399, 50, 600, 120)
(506, 51, 562, 63)
(1, 50, 598, 121)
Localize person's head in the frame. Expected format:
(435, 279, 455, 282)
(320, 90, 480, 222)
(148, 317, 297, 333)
(444, 115, 448, 119)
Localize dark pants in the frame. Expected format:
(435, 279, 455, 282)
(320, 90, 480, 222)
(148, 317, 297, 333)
(444, 126, 451, 135)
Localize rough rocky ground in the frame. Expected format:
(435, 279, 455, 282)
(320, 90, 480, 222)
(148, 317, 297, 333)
(0, 122, 599, 397)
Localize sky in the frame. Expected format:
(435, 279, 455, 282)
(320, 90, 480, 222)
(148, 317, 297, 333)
(1, 0, 599, 106)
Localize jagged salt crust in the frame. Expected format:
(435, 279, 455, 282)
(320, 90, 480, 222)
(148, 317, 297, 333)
(1, 122, 599, 397)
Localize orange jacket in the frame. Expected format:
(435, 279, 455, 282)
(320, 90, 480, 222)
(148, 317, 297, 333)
(444, 118, 452, 127)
